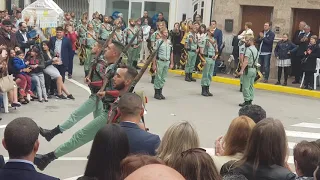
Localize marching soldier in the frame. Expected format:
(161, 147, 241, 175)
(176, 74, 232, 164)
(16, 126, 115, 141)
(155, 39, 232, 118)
(99, 16, 112, 41)
(91, 12, 101, 36)
(152, 28, 174, 100)
(77, 16, 88, 65)
(113, 18, 125, 45)
(83, 23, 97, 76)
(184, 22, 199, 82)
(124, 19, 140, 68)
(238, 35, 258, 106)
(150, 21, 164, 83)
(200, 27, 218, 96)
(134, 18, 143, 69)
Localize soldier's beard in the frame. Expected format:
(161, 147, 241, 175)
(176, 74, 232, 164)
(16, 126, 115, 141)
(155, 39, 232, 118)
(114, 82, 126, 90)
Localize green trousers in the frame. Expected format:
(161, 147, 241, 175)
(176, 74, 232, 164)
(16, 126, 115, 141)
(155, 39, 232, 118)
(136, 45, 142, 60)
(127, 47, 139, 66)
(201, 58, 215, 86)
(154, 60, 170, 89)
(185, 51, 197, 73)
(54, 110, 108, 157)
(242, 68, 256, 101)
(59, 95, 103, 132)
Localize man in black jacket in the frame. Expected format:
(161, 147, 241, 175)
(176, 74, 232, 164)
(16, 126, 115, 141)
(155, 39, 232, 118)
(0, 155, 4, 168)
(15, 22, 35, 53)
(141, 11, 153, 27)
(292, 23, 311, 84)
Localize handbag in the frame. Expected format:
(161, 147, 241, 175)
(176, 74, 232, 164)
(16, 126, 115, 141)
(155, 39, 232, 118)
(0, 75, 15, 93)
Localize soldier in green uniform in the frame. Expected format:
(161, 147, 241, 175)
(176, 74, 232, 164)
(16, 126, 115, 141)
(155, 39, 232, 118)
(83, 23, 97, 76)
(200, 27, 218, 96)
(38, 41, 107, 142)
(91, 12, 101, 36)
(113, 18, 125, 45)
(238, 40, 246, 92)
(35, 41, 129, 171)
(99, 16, 112, 41)
(135, 18, 143, 69)
(185, 22, 199, 82)
(152, 28, 174, 100)
(124, 19, 140, 67)
(150, 21, 165, 83)
(238, 35, 258, 106)
(77, 17, 88, 65)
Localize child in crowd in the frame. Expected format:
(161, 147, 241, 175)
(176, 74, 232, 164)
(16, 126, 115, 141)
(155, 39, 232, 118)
(27, 47, 48, 102)
(12, 50, 34, 98)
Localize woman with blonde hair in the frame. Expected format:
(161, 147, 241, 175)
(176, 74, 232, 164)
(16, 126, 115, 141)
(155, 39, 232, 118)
(213, 116, 256, 172)
(156, 121, 200, 167)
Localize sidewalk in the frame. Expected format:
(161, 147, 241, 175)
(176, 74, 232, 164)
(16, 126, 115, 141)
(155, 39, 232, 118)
(139, 63, 320, 99)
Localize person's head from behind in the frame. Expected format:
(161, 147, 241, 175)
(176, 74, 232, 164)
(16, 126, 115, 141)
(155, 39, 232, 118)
(238, 105, 266, 123)
(239, 118, 288, 171)
(112, 66, 137, 91)
(104, 40, 124, 63)
(118, 93, 143, 121)
(16, 50, 25, 60)
(125, 164, 185, 180)
(156, 121, 199, 167)
(120, 154, 164, 179)
(223, 172, 248, 180)
(294, 141, 320, 177)
(2, 117, 40, 160)
(2, 20, 12, 33)
(223, 116, 256, 156)
(85, 124, 129, 180)
(173, 148, 221, 180)
(56, 26, 64, 39)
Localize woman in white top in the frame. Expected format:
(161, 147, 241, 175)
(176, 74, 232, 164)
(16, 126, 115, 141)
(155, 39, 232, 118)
(238, 22, 254, 40)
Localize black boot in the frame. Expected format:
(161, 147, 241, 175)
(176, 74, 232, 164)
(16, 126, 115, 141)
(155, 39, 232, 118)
(201, 86, 208, 96)
(159, 88, 165, 99)
(39, 126, 62, 142)
(206, 86, 213, 96)
(151, 75, 155, 84)
(239, 101, 252, 107)
(34, 152, 57, 171)
(154, 89, 161, 100)
(190, 73, 196, 82)
(185, 73, 191, 82)
(239, 84, 242, 92)
(133, 61, 141, 69)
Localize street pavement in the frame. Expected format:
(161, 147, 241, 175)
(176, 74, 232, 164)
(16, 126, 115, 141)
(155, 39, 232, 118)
(1, 60, 320, 179)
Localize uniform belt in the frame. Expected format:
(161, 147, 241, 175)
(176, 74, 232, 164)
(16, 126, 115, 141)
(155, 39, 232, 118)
(99, 37, 106, 41)
(157, 58, 169, 62)
(131, 44, 138, 47)
(204, 55, 214, 58)
(186, 49, 196, 52)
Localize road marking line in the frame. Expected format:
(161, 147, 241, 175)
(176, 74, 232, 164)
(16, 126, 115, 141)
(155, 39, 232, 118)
(64, 176, 82, 180)
(3, 157, 87, 161)
(66, 78, 91, 94)
(292, 122, 320, 129)
(286, 130, 320, 139)
(0, 125, 6, 129)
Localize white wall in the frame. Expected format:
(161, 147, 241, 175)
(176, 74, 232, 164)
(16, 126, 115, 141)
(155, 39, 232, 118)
(0, 0, 5, 10)
(89, 0, 106, 18)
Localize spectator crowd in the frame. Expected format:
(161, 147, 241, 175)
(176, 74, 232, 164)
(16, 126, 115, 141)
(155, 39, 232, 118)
(1, 6, 320, 180)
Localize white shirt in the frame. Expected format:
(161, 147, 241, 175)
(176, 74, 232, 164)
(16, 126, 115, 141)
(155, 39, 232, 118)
(8, 159, 34, 166)
(142, 25, 151, 41)
(19, 30, 29, 54)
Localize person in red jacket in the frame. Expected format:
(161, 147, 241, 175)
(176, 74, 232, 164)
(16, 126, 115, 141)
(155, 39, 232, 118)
(65, 24, 78, 79)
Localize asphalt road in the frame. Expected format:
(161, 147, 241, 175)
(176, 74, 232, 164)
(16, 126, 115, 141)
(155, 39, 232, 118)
(1, 60, 320, 179)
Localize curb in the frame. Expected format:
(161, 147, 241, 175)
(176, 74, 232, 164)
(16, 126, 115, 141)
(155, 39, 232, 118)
(138, 64, 320, 99)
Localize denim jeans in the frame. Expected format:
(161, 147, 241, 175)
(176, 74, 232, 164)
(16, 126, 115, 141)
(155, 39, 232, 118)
(31, 76, 38, 92)
(259, 54, 271, 80)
